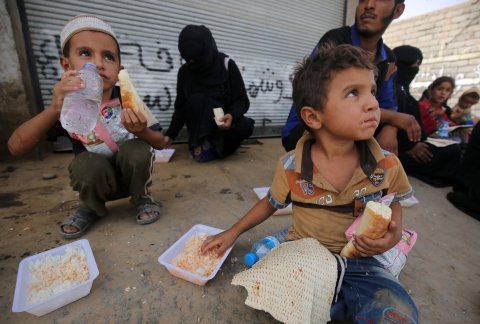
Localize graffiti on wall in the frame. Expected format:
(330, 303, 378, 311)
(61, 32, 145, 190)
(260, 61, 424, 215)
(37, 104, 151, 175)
(37, 35, 61, 79)
(33, 32, 294, 120)
(245, 67, 292, 103)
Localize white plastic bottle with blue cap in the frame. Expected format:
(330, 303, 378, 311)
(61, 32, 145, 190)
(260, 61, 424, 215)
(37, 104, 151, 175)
(244, 227, 289, 267)
(437, 120, 449, 138)
(60, 63, 103, 134)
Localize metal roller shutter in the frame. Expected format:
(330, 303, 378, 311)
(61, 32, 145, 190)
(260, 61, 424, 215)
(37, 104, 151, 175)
(22, 0, 343, 135)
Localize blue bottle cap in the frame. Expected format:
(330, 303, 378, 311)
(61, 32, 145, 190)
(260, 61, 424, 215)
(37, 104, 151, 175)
(83, 63, 97, 70)
(244, 252, 259, 267)
(264, 237, 278, 249)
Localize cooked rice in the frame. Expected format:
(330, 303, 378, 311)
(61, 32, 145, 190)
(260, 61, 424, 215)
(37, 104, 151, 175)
(28, 246, 89, 304)
(172, 232, 222, 277)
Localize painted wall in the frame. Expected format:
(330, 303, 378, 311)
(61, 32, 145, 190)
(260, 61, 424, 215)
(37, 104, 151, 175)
(0, 0, 31, 160)
(384, 0, 480, 116)
(0, 1, 345, 160)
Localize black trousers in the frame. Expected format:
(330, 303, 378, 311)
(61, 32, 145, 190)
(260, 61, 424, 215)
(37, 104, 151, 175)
(183, 93, 255, 158)
(399, 142, 461, 187)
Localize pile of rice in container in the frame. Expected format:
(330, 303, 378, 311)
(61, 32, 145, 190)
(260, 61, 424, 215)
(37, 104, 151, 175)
(172, 232, 222, 277)
(28, 246, 89, 304)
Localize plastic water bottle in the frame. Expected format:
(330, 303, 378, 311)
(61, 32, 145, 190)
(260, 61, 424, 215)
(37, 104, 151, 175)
(60, 63, 103, 134)
(244, 227, 289, 267)
(437, 120, 449, 138)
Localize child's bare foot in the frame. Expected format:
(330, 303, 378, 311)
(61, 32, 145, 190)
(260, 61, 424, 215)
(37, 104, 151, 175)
(136, 203, 161, 224)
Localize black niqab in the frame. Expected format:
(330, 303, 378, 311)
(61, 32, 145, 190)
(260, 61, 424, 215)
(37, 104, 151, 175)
(178, 25, 228, 85)
(393, 45, 423, 89)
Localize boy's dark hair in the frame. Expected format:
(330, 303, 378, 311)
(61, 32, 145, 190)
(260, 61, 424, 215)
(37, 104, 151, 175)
(464, 92, 480, 101)
(292, 43, 374, 129)
(62, 39, 122, 64)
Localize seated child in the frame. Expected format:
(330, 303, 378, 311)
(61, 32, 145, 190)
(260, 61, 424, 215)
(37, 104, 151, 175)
(418, 76, 456, 135)
(201, 44, 418, 322)
(8, 15, 167, 239)
(450, 87, 479, 125)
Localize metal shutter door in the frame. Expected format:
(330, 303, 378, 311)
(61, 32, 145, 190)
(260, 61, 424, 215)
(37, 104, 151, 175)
(22, 0, 343, 134)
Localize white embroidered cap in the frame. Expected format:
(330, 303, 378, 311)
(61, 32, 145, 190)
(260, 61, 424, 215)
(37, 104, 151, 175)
(60, 14, 118, 51)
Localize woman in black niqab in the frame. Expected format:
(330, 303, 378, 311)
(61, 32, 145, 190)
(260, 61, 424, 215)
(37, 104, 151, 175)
(165, 25, 254, 162)
(393, 45, 461, 187)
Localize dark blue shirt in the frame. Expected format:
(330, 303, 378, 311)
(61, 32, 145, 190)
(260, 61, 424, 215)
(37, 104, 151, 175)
(282, 24, 397, 140)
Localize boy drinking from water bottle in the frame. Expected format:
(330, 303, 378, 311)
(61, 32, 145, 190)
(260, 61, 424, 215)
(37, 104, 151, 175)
(8, 14, 167, 238)
(202, 44, 418, 322)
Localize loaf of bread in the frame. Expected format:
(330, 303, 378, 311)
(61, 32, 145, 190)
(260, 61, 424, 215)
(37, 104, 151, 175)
(213, 107, 224, 126)
(340, 201, 392, 258)
(118, 70, 145, 113)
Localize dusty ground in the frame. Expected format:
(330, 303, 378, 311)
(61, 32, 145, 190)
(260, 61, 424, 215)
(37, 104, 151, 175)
(0, 138, 479, 323)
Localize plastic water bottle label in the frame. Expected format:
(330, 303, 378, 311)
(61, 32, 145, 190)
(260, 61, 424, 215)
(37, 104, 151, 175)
(263, 236, 280, 247)
(60, 63, 103, 134)
(438, 121, 449, 138)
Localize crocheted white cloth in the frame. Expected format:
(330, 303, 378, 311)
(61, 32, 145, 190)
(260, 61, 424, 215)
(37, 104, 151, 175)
(60, 14, 118, 50)
(232, 238, 338, 324)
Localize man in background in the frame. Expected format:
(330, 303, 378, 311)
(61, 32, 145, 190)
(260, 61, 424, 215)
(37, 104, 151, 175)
(282, 0, 421, 155)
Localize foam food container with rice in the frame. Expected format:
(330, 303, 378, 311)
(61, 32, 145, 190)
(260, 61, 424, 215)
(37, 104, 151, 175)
(158, 224, 234, 286)
(154, 148, 175, 163)
(12, 239, 99, 316)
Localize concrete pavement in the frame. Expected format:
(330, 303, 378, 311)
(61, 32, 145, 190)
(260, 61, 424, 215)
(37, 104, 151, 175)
(1, 138, 479, 323)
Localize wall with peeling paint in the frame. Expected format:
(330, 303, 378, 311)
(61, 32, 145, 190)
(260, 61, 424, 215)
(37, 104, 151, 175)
(384, 0, 480, 116)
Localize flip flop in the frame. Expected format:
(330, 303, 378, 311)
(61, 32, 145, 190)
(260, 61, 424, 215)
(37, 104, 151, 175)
(136, 203, 161, 225)
(59, 207, 98, 239)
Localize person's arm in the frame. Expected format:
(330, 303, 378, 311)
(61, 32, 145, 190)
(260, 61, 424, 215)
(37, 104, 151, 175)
(203, 156, 291, 256)
(405, 142, 433, 163)
(351, 201, 403, 257)
(8, 70, 83, 156)
(226, 59, 249, 122)
(8, 107, 60, 156)
(136, 128, 167, 149)
(375, 123, 398, 155)
(380, 108, 421, 142)
(121, 108, 167, 149)
(165, 67, 187, 141)
(418, 101, 437, 134)
(378, 77, 421, 144)
(450, 106, 465, 121)
(201, 197, 277, 256)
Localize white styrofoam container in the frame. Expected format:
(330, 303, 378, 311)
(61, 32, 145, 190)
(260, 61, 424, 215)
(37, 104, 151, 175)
(154, 148, 175, 163)
(12, 239, 99, 316)
(158, 224, 234, 286)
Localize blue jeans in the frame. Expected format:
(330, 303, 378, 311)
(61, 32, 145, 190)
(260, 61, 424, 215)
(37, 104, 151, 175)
(331, 257, 418, 323)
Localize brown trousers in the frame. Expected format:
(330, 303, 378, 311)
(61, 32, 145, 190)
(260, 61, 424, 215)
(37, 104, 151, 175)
(68, 139, 156, 216)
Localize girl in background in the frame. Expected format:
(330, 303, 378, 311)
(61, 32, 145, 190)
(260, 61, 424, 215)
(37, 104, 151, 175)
(419, 76, 456, 135)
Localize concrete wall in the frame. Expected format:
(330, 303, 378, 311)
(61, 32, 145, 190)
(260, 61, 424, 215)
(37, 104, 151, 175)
(0, 0, 32, 160)
(345, 0, 356, 25)
(384, 0, 480, 116)
(2, 0, 478, 161)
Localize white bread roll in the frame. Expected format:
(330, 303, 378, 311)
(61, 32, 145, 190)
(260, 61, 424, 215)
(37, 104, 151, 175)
(340, 201, 392, 258)
(213, 107, 225, 126)
(118, 70, 145, 114)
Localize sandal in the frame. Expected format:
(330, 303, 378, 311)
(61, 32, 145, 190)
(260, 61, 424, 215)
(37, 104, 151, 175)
(136, 203, 161, 225)
(59, 207, 98, 239)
